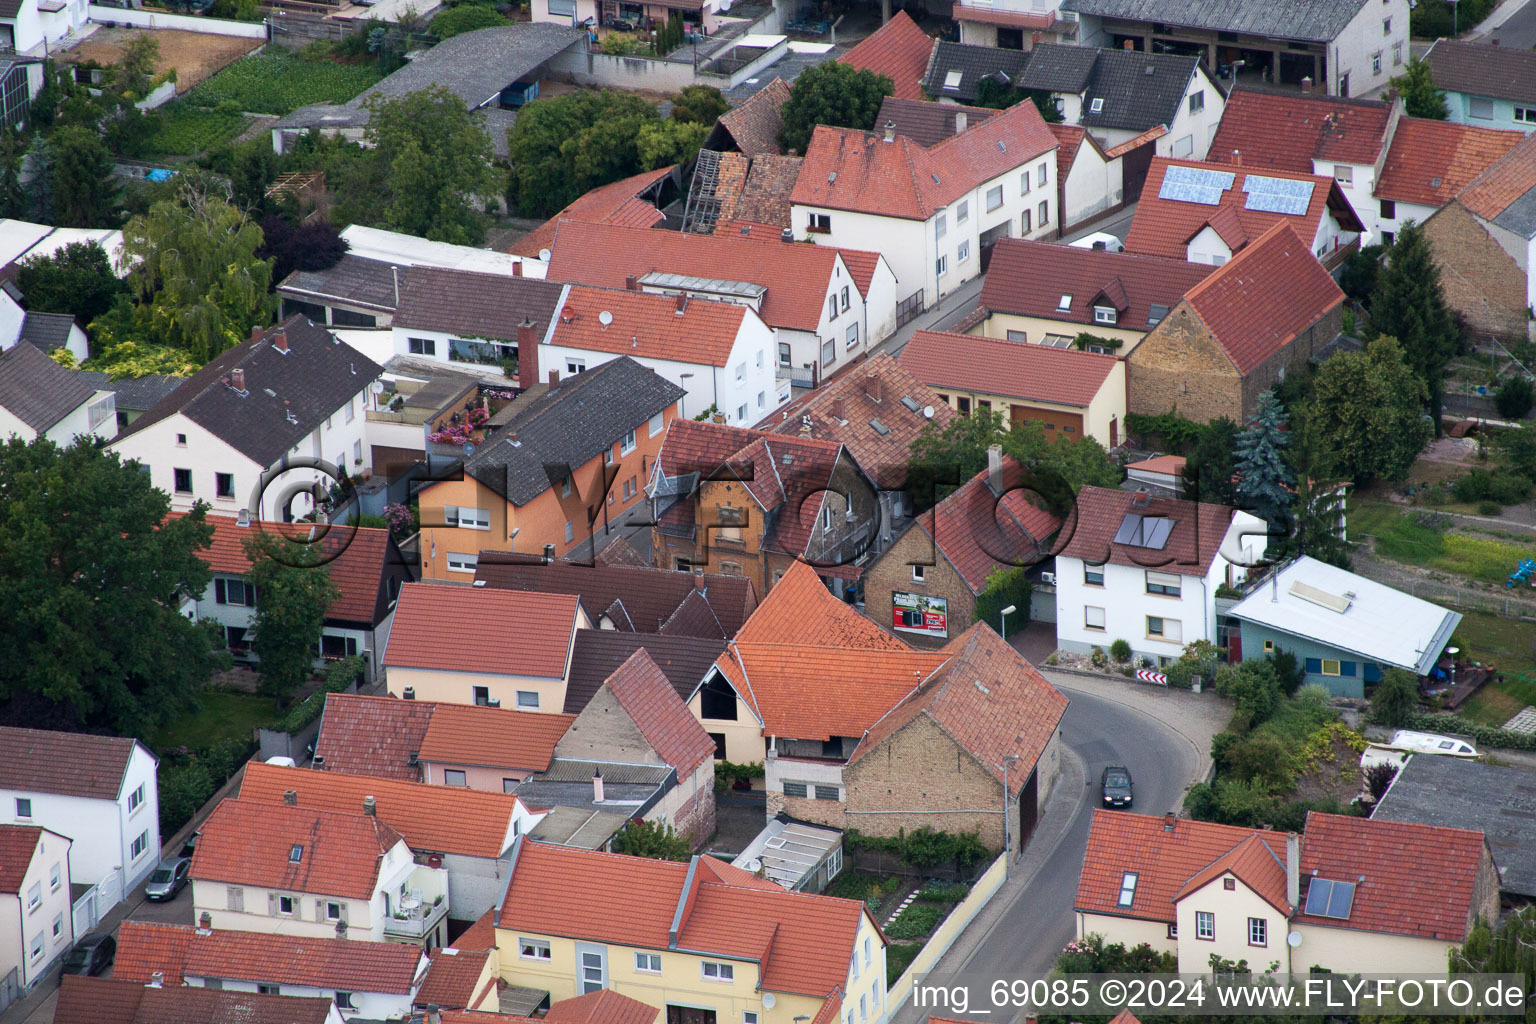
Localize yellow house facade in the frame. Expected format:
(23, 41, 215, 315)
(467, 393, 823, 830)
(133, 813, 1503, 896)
(973, 310, 1149, 355)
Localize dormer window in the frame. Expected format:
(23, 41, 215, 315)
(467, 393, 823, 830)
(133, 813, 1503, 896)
(1057, 294, 1072, 312)
(1094, 306, 1117, 325)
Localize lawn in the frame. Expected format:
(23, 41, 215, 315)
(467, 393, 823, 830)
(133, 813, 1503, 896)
(187, 51, 384, 115)
(152, 690, 276, 751)
(1447, 610, 1536, 726)
(1351, 502, 1536, 586)
(143, 103, 246, 156)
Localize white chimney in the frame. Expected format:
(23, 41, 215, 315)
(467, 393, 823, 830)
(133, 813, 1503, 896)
(149, 971, 163, 988)
(987, 444, 1003, 493)
(592, 770, 605, 803)
(1286, 832, 1300, 910)
(883, 120, 896, 143)
(955, 111, 967, 133)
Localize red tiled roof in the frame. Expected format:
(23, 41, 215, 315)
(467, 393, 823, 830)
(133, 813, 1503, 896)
(1457, 130, 1536, 222)
(545, 988, 660, 1024)
(834, 247, 884, 298)
(1126, 454, 1185, 475)
(716, 78, 791, 156)
(417, 703, 575, 774)
(189, 798, 403, 900)
(767, 352, 955, 490)
(384, 582, 579, 678)
(314, 693, 434, 780)
(55, 976, 335, 1024)
(599, 650, 715, 776)
(0, 825, 41, 893)
(900, 330, 1120, 407)
(546, 220, 854, 332)
(1376, 118, 1525, 208)
(811, 993, 843, 1024)
(509, 166, 672, 257)
(416, 948, 491, 1009)
(117, 922, 424, 994)
(877, 96, 998, 148)
(1125, 158, 1358, 261)
(837, 11, 934, 101)
(551, 286, 751, 368)
(1296, 812, 1485, 942)
(239, 761, 523, 859)
(1048, 122, 1084, 171)
(0, 726, 138, 800)
(1207, 89, 1392, 174)
(1055, 485, 1240, 575)
(850, 623, 1067, 795)
(454, 910, 497, 952)
(980, 238, 1214, 332)
(1173, 832, 1291, 915)
(1179, 223, 1344, 375)
(499, 842, 691, 949)
(921, 457, 1062, 594)
(735, 559, 909, 650)
(951, 6, 1055, 28)
(1075, 810, 1285, 923)
(792, 101, 1058, 220)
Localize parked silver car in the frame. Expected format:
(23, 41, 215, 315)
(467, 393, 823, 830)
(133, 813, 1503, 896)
(144, 856, 191, 901)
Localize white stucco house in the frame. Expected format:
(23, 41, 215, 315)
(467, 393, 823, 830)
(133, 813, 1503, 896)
(110, 318, 383, 522)
(0, 334, 114, 444)
(1053, 486, 1268, 664)
(0, 727, 158, 935)
(0, 825, 73, 995)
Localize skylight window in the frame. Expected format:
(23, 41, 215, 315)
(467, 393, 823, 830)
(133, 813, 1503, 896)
(1147, 303, 1170, 327)
(289, 844, 303, 863)
(1090, 97, 1104, 113)
(1303, 878, 1356, 919)
(1118, 872, 1138, 908)
(1057, 294, 1072, 311)
(944, 70, 962, 90)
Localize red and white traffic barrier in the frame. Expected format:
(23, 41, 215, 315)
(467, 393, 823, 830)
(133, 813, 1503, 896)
(1136, 668, 1168, 686)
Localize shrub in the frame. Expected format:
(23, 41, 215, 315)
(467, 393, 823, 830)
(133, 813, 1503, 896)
(919, 880, 970, 903)
(976, 566, 1031, 637)
(1109, 638, 1132, 663)
(712, 760, 763, 792)
(1294, 683, 1333, 711)
(844, 827, 992, 876)
(1363, 762, 1398, 802)
(885, 902, 943, 940)
(1496, 376, 1533, 420)
(1450, 468, 1532, 506)
(1403, 711, 1536, 751)
(1215, 660, 1283, 727)
(1480, 500, 1503, 516)
(611, 819, 691, 860)
(1223, 733, 1295, 791)
(1090, 646, 1108, 668)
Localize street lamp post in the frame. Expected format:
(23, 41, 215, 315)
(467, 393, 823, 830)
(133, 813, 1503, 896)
(679, 372, 694, 420)
(999, 603, 1018, 638)
(1450, 0, 1459, 35)
(1002, 754, 1022, 878)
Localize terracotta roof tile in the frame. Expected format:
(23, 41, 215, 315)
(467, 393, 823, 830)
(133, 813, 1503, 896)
(0, 726, 138, 800)
(239, 761, 523, 859)
(455, 910, 498, 951)
(1126, 454, 1185, 474)
(1456, 130, 1536, 224)
(415, 702, 574, 774)
(1424, 39, 1536, 107)
(980, 238, 1214, 334)
(597, 650, 715, 775)
(811, 993, 843, 1024)
(1173, 832, 1290, 914)
(1296, 812, 1485, 942)
(0, 825, 41, 894)
(1207, 89, 1392, 173)
(416, 948, 491, 1008)
(55, 976, 335, 1024)
(951, 6, 1055, 27)
(718, 154, 803, 229)
(1055, 485, 1240, 575)
(499, 841, 691, 949)
(545, 988, 660, 1024)
(509, 166, 673, 257)
(736, 560, 908, 650)
(715, 79, 791, 156)
(113, 921, 195, 985)
(1180, 223, 1344, 375)
(922, 456, 1062, 593)
(837, 11, 934, 101)
(1125, 157, 1360, 261)
(1048, 122, 1084, 170)
(384, 582, 579, 678)
(900, 329, 1120, 407)
(551, 286, 751, 368)
(314, 693, 435, 780)
(189, 798, 403, 900)
(1376, 118, 1523, 208)
(657, 588, 726, 638)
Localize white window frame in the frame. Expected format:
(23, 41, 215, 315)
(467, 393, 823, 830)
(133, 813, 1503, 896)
(446, 552, 478, 573)
(702, 961, 735, 982)
(986, 185, 1004, 212)
(912, 564, 926, 583)
(520, 938, 552, 961)
(130, 831, 148, 860)
(1085, 605, 1106, 631)
(444, 769, 468, 787)
(1118, 872, 1137, 908)
(1196, 911, 1215, 940)
(1248, 917, 1267, 946)
(935, 255, 948, 277)
(956, 199, 969, 223)
(1093, 306, 1116, 325)
(516, 690, 541, 710)
(635, 952, 662, 973)
(621, 429, 637, 455)
(957, 239, 970, 263)
(458, 507, 490, 531)
(648, 412, 666, 436)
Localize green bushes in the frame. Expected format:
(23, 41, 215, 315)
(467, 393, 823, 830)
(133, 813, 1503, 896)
(1124, 409, 1206, 452)
(158, 737, 253, 836)
(1451, 468, 1533, 506)
(611, 819, 692, 860)
(1109, 638, 1132, 663)
(918, 880, 970, 903)
(273, 656, 362, 735)
(1496, 376, 1534, 420)
(845, 827, 991, 876)
(188, 52, 385, 115)
(975, 567, 1032, 637)
(1367, 667, 1420, 727)
(143, 103, 245, 156)
(885, 902, 943, 940)
(713, 760, 763, 792)
(1402, 711, 1536, 751)
(1410, 0, 1493, 38)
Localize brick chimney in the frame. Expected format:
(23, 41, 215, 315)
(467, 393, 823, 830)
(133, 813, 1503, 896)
(362, 795, 376, 816)
(865, 373, 883, 403)
(273, 331, 289, 354)
(830, 397, 846, 421)
(625, 275, 639, 291)
(231, 368, 245, 392)
(1163, 811, 1176, 832)
(516, 320, 538, 388)
(694, 568, 706, 591)
(513, 261, 523, 277)
(548, 369, 560, 387)
(249, 326, 262, 345)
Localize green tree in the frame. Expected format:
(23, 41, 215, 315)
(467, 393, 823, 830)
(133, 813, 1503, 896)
(670, 84, 728, 125)
(1287, 415, 1352, 568)
(1496, 376, 1534, 420)
(1234, 392, 1295, 536)
(1388, 57, 1448, 120)
(115, 34, 162, 100)
(17, 241, 127, 326)
(46, 124, 118, 228)
(505, 90, 658, 217)
(1453, 904, 1536, 1023)
(906, 408, 1006, 510)
(778, 61, 893, 153)
(0, 438, 229, 734)
(242, 530, 340, 703)
(1303, 336, 1430, 483)
(1499, 423, 1536, 483)
(85, 296, 199, 378)
(1367, 667, 1420, 727)
(1371, 222, 1459, 434)
(610, 818, 692, 860)
(974, 76, 1062, 123)
(636, 118, 708, 170)
(1182, 416, 1240, 505)
(120, 183, 274, 364)
(0, 128, 24, 219)
(1338, 242, 1385, 307)
(1213, 660, 1283, 729)
(1000, 418, 1121, 505)
(429, 4, 509, 36)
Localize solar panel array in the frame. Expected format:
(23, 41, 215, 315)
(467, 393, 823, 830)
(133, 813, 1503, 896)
(1157, 165, 1236, 206)
(1303, 878, 1356, 920)
(1111, 513, 1173, 550)
(1242, 174, 1315, 216)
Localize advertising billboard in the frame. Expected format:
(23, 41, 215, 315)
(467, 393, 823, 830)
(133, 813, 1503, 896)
(893, 592, 948, 637)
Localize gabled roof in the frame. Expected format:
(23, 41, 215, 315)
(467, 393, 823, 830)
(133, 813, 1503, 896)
(240, 761, 525, 859)
(1453, 131, 1536, 238)
(385, 582, 579, 678)
(314, 693, 436, 780)
(115, 921, 424, 994)
(921, 41, 1028, 105)
(509, 166, 673, 258)
(551, 286, 750, 368)
(1226, 555, 1461, 676)
(876, 96, 997, 148)
(1296, 812, 1485, 942)
(1424, 39, 1536, 106)
(278, 253, 404, 314)
(1055, 485, 1244, 575)
(1375, 118, 1524, 208)
(584, 649, 715, 776)
(850, 623, 1067, 795)
(1207, 88, 1392, 173)
(392, 265, 566, 341)
(836, 11, 934, 101)
(980, 237, 1214, 332)
(792, 100, 1058, 221)
(189, 798, 404, 900)
(546, 220, 857, 332)
(1178, 222, 1344, 375)
(1059, 0, 1372, 43)
(55, 975, 335, 1024)
(900, 329, 1120, 408)
(474, 555, 757, 637)
(416, 702, 575, 773)
(18, 311, 78, 353)
(917, 456, 1062, 594)
(498, 840, 871, 998)
(0, 726, 141, 800)
(113, 317, 384, 468)
(0, 340, 95, 432)
(1125, 158, 1361, 261)
(766, 352, 955, 490)
(1074, 47, 1204, 134)
(713, 78, 792, 156)
(0, 825, 42, 893)
(734, 559, 907, 650)
(416, 947, 491, 1009)
(1173, 832, 1291, 915)
(544, 988, 660, 1024)
(566, 630, 726, 714)
(1015, 42, 1098, 91)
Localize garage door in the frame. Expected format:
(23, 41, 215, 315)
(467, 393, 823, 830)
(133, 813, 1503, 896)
(1010, 403, 1083, 439)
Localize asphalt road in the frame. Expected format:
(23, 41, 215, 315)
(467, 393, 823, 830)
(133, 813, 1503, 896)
(1478, 0, 1536, 47)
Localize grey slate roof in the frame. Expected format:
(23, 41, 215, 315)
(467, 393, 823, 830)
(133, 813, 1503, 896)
(18, 311, 76, 353)
(0, 341, 94, 432)
(1372, 755, 1536, 898)
(85, 372, 182, 412)
(279, 254, 405, 313)
(463, 356, 684, 506)
(1423, 39, 1536, 106)
(922, 42, 1030, 104)
(113, 317, 385, 468)
(356, 24, 587, 108)
(1015, 42, 1099, 93)
(564, 629, 726, 713)
(393, 266, 565, 341)
(1077, 48, 1203, 133)
(1493, 189, 1536, 240)
(1060, 0, 1369, 43)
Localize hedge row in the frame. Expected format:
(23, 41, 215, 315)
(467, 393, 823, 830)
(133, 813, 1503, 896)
(1402, 711, 1536, 751)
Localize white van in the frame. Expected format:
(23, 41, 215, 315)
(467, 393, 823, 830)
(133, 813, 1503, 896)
(1384, 730, 1478, 757)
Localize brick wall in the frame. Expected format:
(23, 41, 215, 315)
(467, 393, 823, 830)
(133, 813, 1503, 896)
(1471, 842, 1501, 926)
(1422, 203, 1530, 340)
(862, 522, 979, 649)
(1126, 302, 1243, 424)
(1239, 302, 1343, 417)
(672, 764, 717, 850)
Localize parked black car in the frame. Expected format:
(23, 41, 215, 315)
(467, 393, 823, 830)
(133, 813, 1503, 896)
(61, 933, 115, 976)
(1102, 765, 1133, 808)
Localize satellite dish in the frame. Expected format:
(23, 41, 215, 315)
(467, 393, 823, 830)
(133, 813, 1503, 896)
(599, 311, 614, 326)
(923, 405, 935, 419)
(538, 248, 552, 262)
(1286, 931, 1303, 948)
(463, 442, 477, 459)
(762, 994, 776, 1009)
(370, 380, 385, 394)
